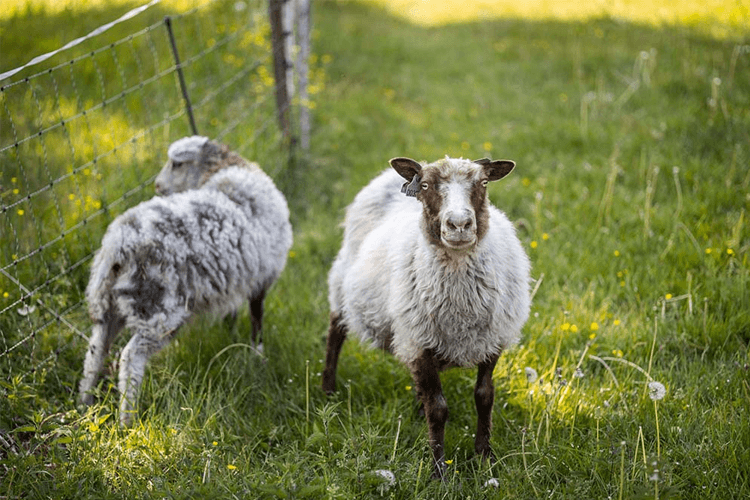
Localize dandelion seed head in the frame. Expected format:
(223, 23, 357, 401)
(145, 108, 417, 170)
(373, 469, 396, 486)
(525, 367, 538, 384)
(574, 368, 584, 378)
(648, 381, 666, 401)
(484, 478, 500, 488)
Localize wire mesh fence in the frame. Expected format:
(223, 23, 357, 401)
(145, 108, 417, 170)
(0, 0, 311, 398)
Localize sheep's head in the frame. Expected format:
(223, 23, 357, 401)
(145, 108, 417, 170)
(390, 156, 515, 251)
(155, 136, 227, 195)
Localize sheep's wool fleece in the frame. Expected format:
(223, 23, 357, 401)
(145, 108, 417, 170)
(87, 166, 292, 335)
(328, 168, 531, 366)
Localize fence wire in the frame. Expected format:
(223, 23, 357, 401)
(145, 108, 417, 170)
(0, 0, 300, 386)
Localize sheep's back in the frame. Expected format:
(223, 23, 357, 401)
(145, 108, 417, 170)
(88, 183, 284, 336)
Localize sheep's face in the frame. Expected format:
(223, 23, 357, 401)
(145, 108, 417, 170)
(155, 136, 214, 195)
(391, 156, 515, 251)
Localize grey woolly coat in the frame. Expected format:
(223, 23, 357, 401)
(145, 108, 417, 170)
(86, 165, 292, 337)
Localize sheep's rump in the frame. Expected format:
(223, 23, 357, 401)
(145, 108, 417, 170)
(87, 167, 291, 337)
(329, 169, 530, 366)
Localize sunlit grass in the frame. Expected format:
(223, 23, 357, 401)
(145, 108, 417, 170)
(1, 0, 201, 20)
(373, 0, 750, 36)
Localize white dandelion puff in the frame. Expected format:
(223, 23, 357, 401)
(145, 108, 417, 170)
(648, 381, 666, 401)
(525, 367, 538, 384)
(373, 469, 396, 487)
(484, 478, 500, 488)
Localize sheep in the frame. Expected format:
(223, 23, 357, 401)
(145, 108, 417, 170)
(322, 155, 530, 479)
(78, 136, 293, 426)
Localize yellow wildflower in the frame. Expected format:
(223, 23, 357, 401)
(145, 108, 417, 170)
(530, 241, 538, 249)
(590, 322, 599, 331)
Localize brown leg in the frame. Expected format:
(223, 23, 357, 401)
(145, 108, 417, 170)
(474, 353, 499, 459)
(322, 311, 347, 394)
(410, 349, 448, 480)
(249, 289, 266, 348)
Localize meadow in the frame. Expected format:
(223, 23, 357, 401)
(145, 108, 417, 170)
(1, 0, 749, 498)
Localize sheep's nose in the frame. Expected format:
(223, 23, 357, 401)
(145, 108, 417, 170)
(445, 212, 474, 232)
(154, 181, 163, 195)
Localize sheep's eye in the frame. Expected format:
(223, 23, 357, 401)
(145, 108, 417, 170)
(421, 182, 429, 190)
(481, 179, 489, 187)
(172, 161, 183, 169)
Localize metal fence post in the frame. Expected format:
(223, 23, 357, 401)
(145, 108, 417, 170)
(164, 15, 198, 136)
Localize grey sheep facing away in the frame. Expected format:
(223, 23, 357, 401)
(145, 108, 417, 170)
(322, 156, 531, 479)
(79, 136, 293, 426)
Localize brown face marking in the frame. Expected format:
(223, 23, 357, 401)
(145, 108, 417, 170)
(417, 160, 490, 249)
(416, 166, 448, 247)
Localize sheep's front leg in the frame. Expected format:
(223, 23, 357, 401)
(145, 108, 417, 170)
(411, 349, 448, 480)
(249, 289, 266, 353)
(79, 312, 125, 406)
(322, 311, 347, 394)
(118, 332, 171, 426)
(474, 353, 499, 459)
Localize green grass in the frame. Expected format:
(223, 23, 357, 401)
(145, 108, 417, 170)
(2, 0, 750, 498)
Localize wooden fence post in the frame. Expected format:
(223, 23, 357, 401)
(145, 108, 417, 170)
(269, 0, 292, 144)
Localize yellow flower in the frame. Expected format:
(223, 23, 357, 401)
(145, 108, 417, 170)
(11, 177, 17, 183)
(665, 294, 672, 300)
(289, 250, 297, 258)
(542, 233, 549, 240)
(570, 325, 578, 333)
(445, 460, 453, 465)
(612, 349, 623, 357)
(589, 333, 596, 340)
(590, 322, 599, 331)
(705, 248, 712, 254)
(727, 248, 735, 256)
(227, 464, 237, 470)
(68, 193, 75, 201)
(613, 319, 621, 326)
(483, 142, 492, 152)
(522, 177, 531, 187)
(620, 281, 625, 287)
(17, 209, 24, 216)
(12, 189, 19, 195)
(212, 441, 218, 446)
(530, 241, 538, 249)
(561, 322, 571, 332)
(321, 54, 333, 64)
(405, 385, 412, 391)
(613, 250, 620, 257)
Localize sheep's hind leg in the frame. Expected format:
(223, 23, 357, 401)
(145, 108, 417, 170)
(474, 353, 499, 460)
(249, 289, 266, 353)
(410, 349, 448, 480)
(79, 312, 125, 406)
(118, 331, 173, 426)
(322, 311, 347, 394)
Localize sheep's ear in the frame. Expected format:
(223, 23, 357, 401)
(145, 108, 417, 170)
(484, 160, 515, 182)
(473, 158, 491, 166)
(390, 157, 423, 197)
(200, 139, 223, 162)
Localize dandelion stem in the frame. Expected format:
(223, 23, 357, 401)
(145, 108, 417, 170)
(654, 400, 661, 458)
(618, 441, 626, 500)
(305, 359, 310, 434)
(521, 431, 540, 497)
(391, 414, 402, 462)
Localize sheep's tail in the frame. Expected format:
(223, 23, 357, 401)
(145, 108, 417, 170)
(86, 244, 125, 322)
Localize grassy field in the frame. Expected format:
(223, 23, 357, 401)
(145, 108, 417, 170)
(2, 0, 750, 498)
